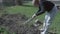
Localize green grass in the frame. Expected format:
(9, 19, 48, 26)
(1, 1, 60, 34)
(0, 27, 10, 34)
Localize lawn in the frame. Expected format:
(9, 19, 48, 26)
(1, 1, 60, 34)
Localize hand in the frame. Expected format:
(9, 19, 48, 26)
(32, 14, 36, 18)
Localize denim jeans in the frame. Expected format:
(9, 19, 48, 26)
(41, 6, 58, 34)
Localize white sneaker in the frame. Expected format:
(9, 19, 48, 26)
(39, 28, 44, 32)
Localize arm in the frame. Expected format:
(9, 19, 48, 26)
(32, 2, 45, 18)
(32, 6, 45, 18)
(36, 5, 45, 16)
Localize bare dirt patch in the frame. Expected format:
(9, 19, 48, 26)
(0, 13, 41, 34)
(0, 13, 57, 34)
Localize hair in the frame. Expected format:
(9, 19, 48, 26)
(32, 0, 39, 7)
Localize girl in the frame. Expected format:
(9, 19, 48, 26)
(32, 0, 58, 34)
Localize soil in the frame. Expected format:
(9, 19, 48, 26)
(0, 13, 41, 34)
(0, 13, 57, 34)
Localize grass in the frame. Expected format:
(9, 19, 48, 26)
(0, 27, 10, 34)
(0, 1, 60, 34)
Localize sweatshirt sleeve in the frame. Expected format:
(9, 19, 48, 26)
(36, 3, 45, 16)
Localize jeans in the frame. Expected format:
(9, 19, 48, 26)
(41, 6, 58, 34)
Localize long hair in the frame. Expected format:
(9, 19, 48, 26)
(32, 0, 40, 7)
